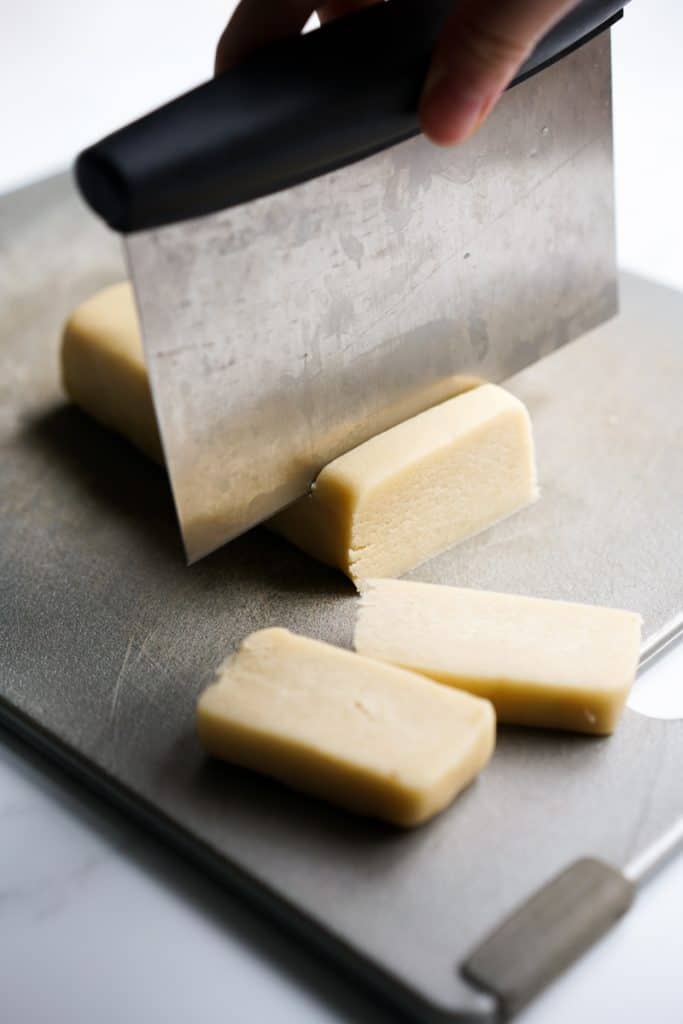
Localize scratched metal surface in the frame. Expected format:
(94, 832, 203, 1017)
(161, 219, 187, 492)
(127, 33, 617, 561)
(2, 174, 683, 1023)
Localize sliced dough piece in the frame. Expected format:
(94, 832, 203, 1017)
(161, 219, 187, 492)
(270, 383, 538, 585)
(196, 628, 495, 827)
(62, 282, 163, 462)
(355, 579, 642, 735)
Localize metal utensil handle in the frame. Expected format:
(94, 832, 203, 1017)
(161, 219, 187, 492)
(462, 813, 683, 1021)
(462, 859, 636, 1018)
(76, 0, 626, 233)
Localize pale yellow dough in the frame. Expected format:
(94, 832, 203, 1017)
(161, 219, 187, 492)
(270, 382, 538, 584)
(196, 628, 495, 827)
(62, 282, 163, 462)
(61, 283, 537, 583)
(355, 579, 642, 735)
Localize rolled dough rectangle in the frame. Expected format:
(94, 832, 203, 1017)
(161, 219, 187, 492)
(354, 579, 642, 735)
(197, 628, 495, 827)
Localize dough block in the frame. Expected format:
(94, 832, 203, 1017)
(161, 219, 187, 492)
(270, 383, 538, 584)
(355, 579, 642, 735)
(61, 284, 536, 582)
(196, 628, 495, 827)
(62, 282, 163, 462)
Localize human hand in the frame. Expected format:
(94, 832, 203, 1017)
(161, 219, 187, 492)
(215, 0, 579, 146)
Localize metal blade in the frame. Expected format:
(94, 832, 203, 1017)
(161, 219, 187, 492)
(126, 32, 616, 563)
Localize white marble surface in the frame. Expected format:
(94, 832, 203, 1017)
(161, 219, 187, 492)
(2, 0, 683, 1021)
(0, 730, 395, 1024)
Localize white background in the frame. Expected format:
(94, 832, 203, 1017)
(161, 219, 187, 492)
(2, 3, 683, 1023)
(2, 0, 682, 289)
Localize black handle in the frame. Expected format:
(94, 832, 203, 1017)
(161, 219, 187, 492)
(76, 0, 626, 233)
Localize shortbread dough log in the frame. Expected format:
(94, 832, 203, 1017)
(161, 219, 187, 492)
(61, 284, 536, 582)
(355, 579, 642, 735)
(197, 628, 495, 827)
(270, 383, 538, 583)
(62, 282, 163, 462)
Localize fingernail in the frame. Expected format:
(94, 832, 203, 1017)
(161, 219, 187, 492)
(421, 64, 496, 146)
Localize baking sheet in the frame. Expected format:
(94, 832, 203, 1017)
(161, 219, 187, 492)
(1, 174, 683, 1022)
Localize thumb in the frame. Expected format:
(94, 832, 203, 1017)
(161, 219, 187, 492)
(420, 0, 578, 146)
(215, 0, 315, 73)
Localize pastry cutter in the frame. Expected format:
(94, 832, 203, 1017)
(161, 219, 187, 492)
(75, 0, 627, 562)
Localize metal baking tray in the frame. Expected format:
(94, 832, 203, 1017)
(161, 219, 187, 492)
(1, 174, 682, 1021)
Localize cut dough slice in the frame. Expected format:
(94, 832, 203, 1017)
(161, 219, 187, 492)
(355, 579, 642, 735)
(270, 383, 538, 584)
(62, 282, 163, 462)
(196, 628, 495, 827)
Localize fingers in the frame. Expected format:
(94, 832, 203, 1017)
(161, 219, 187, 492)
(215, 0, 316, 73)
(317, 0, 380, 25)
(420, 0, 578, 146)
(216, 0, 379, 74)
(216, 0, 575, 147)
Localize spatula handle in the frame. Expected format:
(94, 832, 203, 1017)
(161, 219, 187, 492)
(76, 0, 626, 233)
